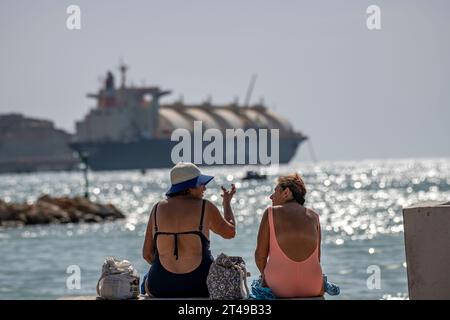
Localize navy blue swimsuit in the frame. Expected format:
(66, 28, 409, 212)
(146, 200, 214, 298)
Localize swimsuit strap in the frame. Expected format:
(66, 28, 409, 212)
(153, 202, 159, 232)
(199, 199, 206, 231)
(153, 200, 207, 260)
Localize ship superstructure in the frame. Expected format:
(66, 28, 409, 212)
(71, 66, 307, 170)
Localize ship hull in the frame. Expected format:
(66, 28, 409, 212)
(70, 137, 306, 171)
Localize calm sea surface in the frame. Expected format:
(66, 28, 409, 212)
(1, 158, 449, 299)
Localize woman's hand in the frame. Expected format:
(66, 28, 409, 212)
(221, 184, 236, 204)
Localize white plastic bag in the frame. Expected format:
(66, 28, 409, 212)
(96, 257, 140, 300)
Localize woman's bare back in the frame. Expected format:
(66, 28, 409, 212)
(153, 197, 210, 273)
(272, 203, 320, 262)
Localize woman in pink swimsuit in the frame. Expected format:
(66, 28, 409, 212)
(255, 173, 324, 298)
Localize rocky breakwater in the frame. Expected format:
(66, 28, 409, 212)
(0, 195, 125, 227)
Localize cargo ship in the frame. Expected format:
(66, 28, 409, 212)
(70, 65, 307, 170)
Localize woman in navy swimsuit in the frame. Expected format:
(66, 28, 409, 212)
(142, 162, 236, 297)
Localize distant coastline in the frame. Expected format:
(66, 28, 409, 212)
(0, 113, 78, 174)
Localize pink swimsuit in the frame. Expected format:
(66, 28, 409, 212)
(264, 207, 323, 298)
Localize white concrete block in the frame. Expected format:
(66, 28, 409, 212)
(403, 201, 450, 299)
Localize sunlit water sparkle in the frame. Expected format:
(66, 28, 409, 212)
(1, 158, 449, 299)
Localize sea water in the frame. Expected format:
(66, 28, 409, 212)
(1, 158, 449, 299)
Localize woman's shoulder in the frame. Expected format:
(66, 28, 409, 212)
(154, 199, 168, 207)
(305, 207, 319, 215)
(203, 198, 218, 209)
(305, 207, 320, 222)
(261, 205, 277, 218)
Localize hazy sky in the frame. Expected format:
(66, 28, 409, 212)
(1, 0, 449, 161)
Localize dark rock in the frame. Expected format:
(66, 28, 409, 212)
(65, 207, 84, 223)
(0, 200, 11, 221)
(105, 204, 125, 219)
(81, 214, 103, 223)
(9, 203, 31, 215)
(37, 194, 53, 203)
(25, 205, 52, 225)
(0, 195, 125, 227)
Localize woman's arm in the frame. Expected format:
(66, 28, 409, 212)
(208, 200, 236, 239)
(208, 184, 237, 239)
(317, 213, 322, 263)
(255, 208, 269, 276)
(142, 203, 157, 265)
(221, 184, 236, 226)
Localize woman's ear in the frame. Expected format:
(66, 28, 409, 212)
(282, 187, 291, 200)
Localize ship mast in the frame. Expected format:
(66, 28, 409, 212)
(119, 59, 128, 89)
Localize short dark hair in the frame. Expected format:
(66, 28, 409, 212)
(278, 173, 307, 205)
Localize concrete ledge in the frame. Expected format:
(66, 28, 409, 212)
(58, 295, 325, 300)
(403, 201, 450, 300)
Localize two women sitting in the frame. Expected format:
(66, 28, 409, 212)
(142, 162, 324, 298)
